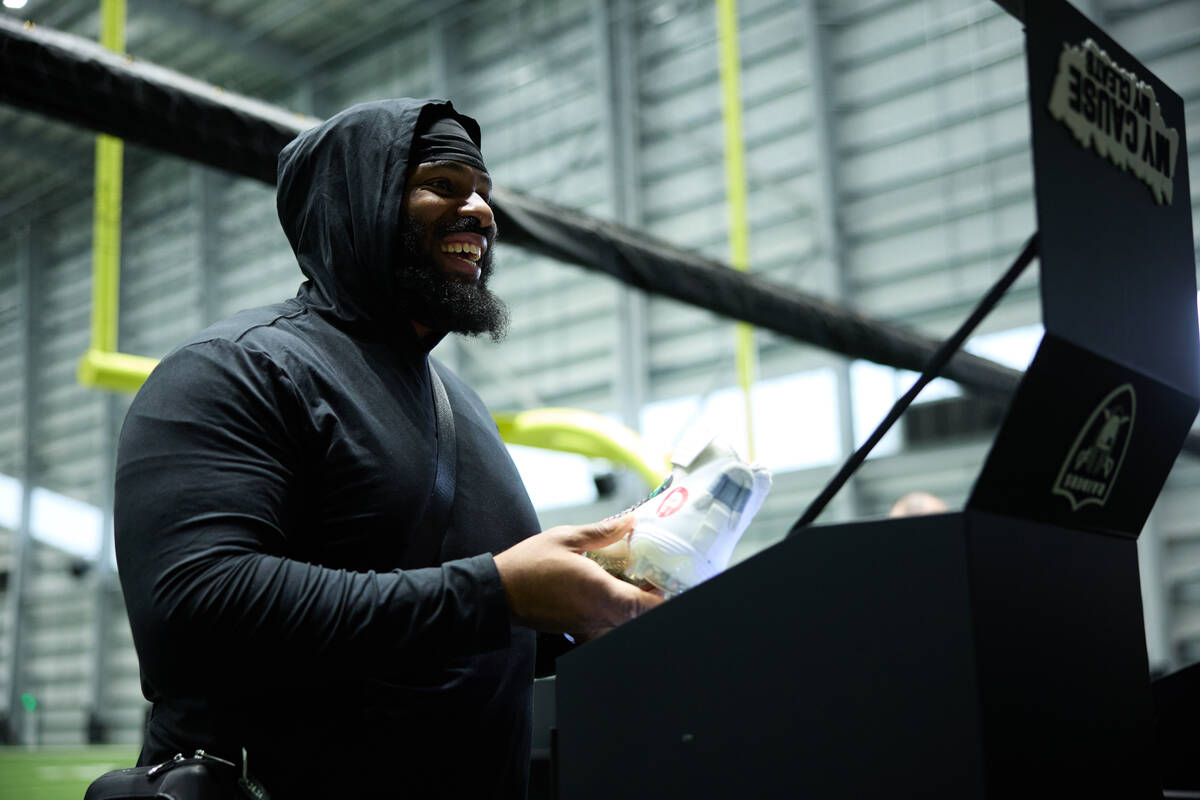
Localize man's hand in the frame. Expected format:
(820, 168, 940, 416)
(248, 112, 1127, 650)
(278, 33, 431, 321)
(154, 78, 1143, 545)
(493, 515, 666, 638)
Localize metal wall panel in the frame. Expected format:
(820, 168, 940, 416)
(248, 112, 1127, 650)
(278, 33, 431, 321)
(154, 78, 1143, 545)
(35, 203, 106, 509)
(0, 228, 22, 732)
(121, 154, 205, 357)
(447, 0, 625, 412)
(209, 177, 299, 321)
(0, 231, 20, 479)
(639, 0, 752, 402)
(832, 1, 1039, 334)
(25, 545, 93, 746)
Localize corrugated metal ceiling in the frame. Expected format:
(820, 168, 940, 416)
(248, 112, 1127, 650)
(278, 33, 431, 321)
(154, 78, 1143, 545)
(0, 0, 477, 222)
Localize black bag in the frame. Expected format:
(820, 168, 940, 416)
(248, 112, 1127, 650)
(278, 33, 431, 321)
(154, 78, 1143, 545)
(84, 749, 269, 799)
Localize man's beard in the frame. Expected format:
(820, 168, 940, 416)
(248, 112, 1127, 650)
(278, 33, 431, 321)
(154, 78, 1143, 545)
(396, 215, 509, 341)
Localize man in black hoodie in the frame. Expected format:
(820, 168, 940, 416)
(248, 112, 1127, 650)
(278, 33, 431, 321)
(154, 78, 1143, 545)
(114, 98, 662, 798)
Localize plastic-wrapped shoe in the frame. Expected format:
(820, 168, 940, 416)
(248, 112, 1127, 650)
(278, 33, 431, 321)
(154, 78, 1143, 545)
(621, 429, 771, 595)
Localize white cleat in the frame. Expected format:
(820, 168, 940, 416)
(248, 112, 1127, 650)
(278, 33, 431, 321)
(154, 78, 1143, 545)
(623, 429, 771, 595)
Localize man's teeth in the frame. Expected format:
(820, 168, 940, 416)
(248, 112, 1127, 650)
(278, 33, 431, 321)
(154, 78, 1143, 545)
(440, 242, 482, 261)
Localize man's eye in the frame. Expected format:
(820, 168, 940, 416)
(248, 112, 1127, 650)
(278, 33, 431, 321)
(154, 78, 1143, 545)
(426, 179, 452, 192)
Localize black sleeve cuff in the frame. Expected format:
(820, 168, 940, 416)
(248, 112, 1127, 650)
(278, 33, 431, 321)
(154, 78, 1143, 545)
(441, 553, 512, 653)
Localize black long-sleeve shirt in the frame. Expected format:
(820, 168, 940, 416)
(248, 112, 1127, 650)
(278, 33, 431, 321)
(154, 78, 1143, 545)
(115, 99, 540, 798)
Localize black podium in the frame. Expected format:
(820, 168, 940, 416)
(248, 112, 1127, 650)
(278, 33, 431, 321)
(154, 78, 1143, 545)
(556, 2, 1198, 796)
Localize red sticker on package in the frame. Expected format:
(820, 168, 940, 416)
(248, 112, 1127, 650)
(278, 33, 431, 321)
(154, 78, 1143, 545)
(656, 487, 688, 518)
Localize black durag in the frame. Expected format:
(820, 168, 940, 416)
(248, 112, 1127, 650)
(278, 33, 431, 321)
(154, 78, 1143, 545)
(410, 115, 486, 172)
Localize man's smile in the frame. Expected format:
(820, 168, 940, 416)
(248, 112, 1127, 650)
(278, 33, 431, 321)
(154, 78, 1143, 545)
(438, 233, 488, 278)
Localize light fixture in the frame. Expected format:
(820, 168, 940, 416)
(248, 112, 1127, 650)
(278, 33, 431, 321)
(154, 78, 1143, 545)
(2, 0, 29, 9)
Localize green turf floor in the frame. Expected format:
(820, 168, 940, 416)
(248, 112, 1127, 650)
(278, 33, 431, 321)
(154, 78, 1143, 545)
(0, 746, 138, 800)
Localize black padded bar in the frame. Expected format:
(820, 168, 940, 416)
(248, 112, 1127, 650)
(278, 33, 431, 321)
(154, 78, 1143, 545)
(0, 16, 316, 184)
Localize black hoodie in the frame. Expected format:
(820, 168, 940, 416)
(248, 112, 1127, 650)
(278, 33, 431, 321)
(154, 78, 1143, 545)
(115, 99, 539, 798)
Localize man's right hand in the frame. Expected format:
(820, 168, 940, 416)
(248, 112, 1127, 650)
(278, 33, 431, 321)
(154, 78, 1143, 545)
(493, 514, 666, 639)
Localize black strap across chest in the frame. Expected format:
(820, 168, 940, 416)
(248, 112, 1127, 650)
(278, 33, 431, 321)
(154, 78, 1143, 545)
(401, 361, 457, 566)
(427, 362, 457, 535)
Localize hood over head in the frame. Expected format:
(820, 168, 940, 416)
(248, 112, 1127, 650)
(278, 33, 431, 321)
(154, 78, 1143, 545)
(276, 98, 483, 340)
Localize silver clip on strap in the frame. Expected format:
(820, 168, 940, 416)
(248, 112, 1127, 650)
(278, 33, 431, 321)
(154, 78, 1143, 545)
(194, 749, 236, 767)
(146, 753, 184, 778)
(145, 749, 242, 783)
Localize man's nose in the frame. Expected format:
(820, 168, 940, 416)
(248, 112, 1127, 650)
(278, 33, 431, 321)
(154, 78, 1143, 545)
(460, 192, 494, 230)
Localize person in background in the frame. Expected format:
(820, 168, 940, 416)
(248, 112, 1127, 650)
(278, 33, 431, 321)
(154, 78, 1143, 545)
(888, 491, 949, 518)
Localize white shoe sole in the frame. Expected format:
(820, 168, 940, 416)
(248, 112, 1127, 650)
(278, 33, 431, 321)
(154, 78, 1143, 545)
(627, 524, 714, 595)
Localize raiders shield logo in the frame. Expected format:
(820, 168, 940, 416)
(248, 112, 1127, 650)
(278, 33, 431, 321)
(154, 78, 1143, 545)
(1052, 384, 1136, 511)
